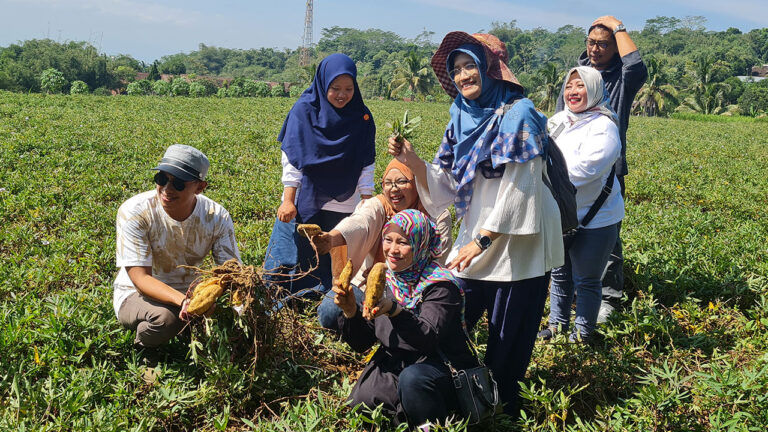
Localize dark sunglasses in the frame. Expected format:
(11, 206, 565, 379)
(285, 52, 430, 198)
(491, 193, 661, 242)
(585, 38, 611, 50)
(154, 172, 188, 191)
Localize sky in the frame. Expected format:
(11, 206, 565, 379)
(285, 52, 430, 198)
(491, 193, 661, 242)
(1, 0, 767, 63)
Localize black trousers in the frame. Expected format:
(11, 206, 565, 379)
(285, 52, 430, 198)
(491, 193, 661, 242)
(349, 356, 460, 427)
(461, 274, 549, 416)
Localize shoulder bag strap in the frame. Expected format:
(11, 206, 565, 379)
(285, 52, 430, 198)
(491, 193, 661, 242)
(580, 164, 616, 228)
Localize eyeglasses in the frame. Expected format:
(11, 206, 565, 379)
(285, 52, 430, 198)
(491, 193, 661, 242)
(154, 172, 188, 191)
(382, 179, 411, 190)
(585, 38, 611, 50)
(449, 63, 478, 79)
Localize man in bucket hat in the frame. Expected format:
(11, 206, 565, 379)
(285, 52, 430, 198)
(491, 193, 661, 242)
(113, 144, 240, 352)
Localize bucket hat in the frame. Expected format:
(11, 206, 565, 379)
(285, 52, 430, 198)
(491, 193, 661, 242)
(431, 31, 523, 99)
(152, 144, 209, 181)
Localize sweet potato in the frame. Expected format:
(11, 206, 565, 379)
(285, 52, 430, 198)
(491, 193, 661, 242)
(297, 224, 322, 238)
(188, 277, 224, 315)
(364, 263, 387, 312)
(338, 260, 353, 291)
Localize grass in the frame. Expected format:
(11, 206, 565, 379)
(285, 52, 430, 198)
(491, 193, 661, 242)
(1, 91, 768, 430)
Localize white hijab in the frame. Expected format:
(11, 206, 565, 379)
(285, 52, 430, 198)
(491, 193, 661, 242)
(548, 66, 618, 134)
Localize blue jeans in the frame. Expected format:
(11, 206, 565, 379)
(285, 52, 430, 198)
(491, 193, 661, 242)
(602, 176, 626, 307)
(549, 223, 619, 337)
(263, 210, 348, 298)
(317, 284, 365, 330)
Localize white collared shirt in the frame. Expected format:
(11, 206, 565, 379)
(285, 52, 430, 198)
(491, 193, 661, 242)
(550, 113, 624, 229)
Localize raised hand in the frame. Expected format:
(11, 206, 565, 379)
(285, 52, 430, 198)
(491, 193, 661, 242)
(332, 278, 357, 318)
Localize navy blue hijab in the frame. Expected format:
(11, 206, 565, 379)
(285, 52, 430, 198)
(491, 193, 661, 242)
(278, 53, 376, 222)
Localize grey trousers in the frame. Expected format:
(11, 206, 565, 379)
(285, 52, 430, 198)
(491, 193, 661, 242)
(118, 292, 184, 348)
(601, 175, 626, 307)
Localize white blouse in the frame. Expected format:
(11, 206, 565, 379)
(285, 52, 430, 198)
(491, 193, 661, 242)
(281, 151, 375, 214)
(416, 158, 564, 282)
(550, 114, 624, 229)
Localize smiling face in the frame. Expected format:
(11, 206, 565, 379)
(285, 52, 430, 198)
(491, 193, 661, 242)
(326, 74, 355, 109)
(382, 225, 414, 272)
(564, 71, 589, 113)
(586, 27, 618, 70)
(451, 53, 482, 100)
(155, 171, 205, 220)
(382, 168, 418, 212)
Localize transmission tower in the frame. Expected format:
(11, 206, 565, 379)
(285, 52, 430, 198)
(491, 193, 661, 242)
(300, 0, 313, 67)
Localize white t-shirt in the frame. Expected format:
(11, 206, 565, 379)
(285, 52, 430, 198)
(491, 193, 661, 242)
(280, 151, 375, 214)
(112, 190, 241, 316)
(549, 113, 624, 229)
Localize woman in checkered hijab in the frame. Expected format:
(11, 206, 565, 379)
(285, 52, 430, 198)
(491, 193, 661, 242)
(387, 31, 564, 417)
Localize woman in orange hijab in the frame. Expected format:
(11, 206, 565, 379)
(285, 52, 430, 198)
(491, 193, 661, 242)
(315, 159, 453, 329)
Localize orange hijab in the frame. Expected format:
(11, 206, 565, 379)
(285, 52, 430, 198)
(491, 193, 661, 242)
(375, 159, 428, 218)
(373, 159, 429, 263)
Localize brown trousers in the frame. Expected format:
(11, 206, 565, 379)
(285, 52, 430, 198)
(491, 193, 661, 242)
(118, 292, 184, 348)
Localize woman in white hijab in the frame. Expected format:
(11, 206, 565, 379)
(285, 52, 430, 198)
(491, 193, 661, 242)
(540, 66, 624, 343)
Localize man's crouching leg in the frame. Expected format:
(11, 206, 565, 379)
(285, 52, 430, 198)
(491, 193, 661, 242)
(118, 292, 184, 348)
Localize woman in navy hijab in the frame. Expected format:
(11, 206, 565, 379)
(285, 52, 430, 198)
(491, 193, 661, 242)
(265, 53, 376, 297)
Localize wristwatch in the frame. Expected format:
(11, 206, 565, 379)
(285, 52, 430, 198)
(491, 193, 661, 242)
(613, 23, 626, 34)
(474, 233, 492, 250)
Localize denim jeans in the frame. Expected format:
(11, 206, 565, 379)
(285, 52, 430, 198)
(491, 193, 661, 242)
(263, 210, 348, 297)
(549, 223, 619, 337)
(601, 176, 626, 307)
(317, 284, 365, 330)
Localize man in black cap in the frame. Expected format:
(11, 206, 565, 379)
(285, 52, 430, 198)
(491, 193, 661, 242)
(556, 15, 647, 322)
(113, 144, 240, 349)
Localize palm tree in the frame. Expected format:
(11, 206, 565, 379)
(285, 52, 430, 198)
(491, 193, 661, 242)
(634, 57, 679, 116)
(682, 82, 730, 115)
(389, 50, 435, 100)
(679, 53, 731, 115)
(532, 63, 562, 112)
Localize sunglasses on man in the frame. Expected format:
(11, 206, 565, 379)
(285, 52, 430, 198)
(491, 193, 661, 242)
(585, 38, 611, 50)
(154, 172, 189, 191)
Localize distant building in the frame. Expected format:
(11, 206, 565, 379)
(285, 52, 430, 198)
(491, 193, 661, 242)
(751, 65, 768, 77)
(737, 76, 766, 83)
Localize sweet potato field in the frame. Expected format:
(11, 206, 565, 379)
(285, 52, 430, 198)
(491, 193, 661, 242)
(1, 92, 767, 431)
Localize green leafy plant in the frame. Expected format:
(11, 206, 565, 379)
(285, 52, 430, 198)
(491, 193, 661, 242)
(386, 110, 422, 143)
(69, 80, 89, 95)
(2, 95, 768, 430)
(40, 68, 66, 94)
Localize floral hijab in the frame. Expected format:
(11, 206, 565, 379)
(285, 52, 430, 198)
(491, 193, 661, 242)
(383, 210, 459, 310)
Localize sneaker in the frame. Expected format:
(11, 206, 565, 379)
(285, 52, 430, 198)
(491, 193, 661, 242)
(537, 327, 556, 341)
(596, 301, 615, 324)
(568, 332, 587, 344)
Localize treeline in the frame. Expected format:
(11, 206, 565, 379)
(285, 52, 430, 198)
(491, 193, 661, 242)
(2, 17, 768, 115)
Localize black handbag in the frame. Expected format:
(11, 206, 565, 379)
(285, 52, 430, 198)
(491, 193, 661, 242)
(437, 333, 499, 425)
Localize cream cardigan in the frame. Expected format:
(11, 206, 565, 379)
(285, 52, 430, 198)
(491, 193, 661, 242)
(417, 158, 564, 282)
